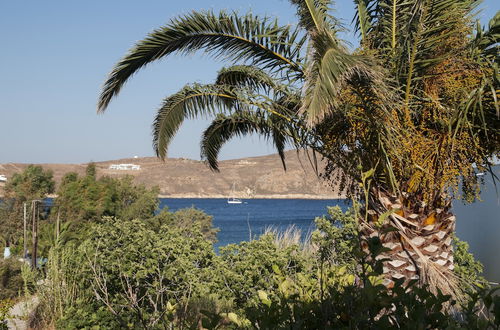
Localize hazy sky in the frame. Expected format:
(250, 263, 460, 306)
(1, 1, 498, 164)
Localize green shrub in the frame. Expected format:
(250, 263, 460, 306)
(0, 299, 14, 330)
(32, 205, 498, 329)
(54, 166, 159, 223)
(1, 165, 55, 253)
(216, 233, 311, 308)
(0, 259, 24, 300)
(41, 217, 215, 329)
(150, 207, 219, 242)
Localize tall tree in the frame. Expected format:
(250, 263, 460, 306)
(54, 165, 159, 223)
(1, 165, 55, 250)
(98, 1, 499, 293)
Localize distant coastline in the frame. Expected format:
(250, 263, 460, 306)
(157, 193, 344, 200)
(0, 151, 342, 200)
(35, 193, 343, 200)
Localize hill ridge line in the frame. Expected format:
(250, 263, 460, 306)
(0, 151, 343, 199)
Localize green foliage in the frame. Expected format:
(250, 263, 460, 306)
(0, 299, 13, 330)
(0, 165, 55, 248)
(54, 165, 159, 223)
(150, 207, 219, 242)
(57, 305, 120, 329)
(31, 204, 497, 329)
(32, 243, 95, 329)
(3, 164, 162, 264)
(40, 217, 216, 329)
(4, 165, 160, 262)
(460, 286, 500, 329)
(0, 200, 19, 249)
(216, 233, 311, 307)
(0, 259, 23, 300)
(36, 221, 75, 258)
(453, 235, 489, 293)
(313, 205, 359, 271)
(85, 162, 96, 179)
(5, 165, 55, 201)
(59, 171, 78, 187)
(240, 279, 459, 329)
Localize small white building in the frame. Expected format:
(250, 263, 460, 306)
(0, 174, 7, 182)
(109, 164, 141, 170)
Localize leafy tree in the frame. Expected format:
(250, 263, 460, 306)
(4, 165, 55, 201)
(85, 162, 96, 179)
(0, 259, 24, 300)
(53, 165, 159, 223)
(59, 171, 78, 187)
(51, 217, 216, 329)
(150, 207, 219, 242)
(112, 176, 159, 221)
(34, 208, 499, 329)
(24, 166, 161, 259)
(97, 0, 499, 293)
(0, 165, 55, 250)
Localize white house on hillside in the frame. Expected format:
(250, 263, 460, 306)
(108, 164, 141, 170)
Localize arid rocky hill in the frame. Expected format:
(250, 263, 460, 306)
(0, 151, 342, 199)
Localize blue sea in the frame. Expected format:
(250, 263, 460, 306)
(38, 172, 499, 282)
(159, 182, 499, 282)
(159, 198, 350, 251)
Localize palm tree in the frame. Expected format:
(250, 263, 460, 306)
(98, 1, 499, 293)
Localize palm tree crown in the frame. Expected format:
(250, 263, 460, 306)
(98, 0, 499, 293)
(99, 1, 498, 204)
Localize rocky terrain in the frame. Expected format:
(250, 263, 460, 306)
(0, 151, 343, 199)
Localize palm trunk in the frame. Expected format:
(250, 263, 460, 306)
(359, 190, 456, 294)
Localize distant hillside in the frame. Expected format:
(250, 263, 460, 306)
(0, 151, 343, 199)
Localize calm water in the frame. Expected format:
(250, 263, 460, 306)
(454, 169, 500, 282)
(39, 172, 499, 282)
(159, 198, 350, 251)
(160, 173, 500, 282)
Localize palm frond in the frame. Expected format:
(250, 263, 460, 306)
(352, 0, 372, 43)
(201, 111, 290, 171)
(464, 11, 500, 124)
(408, 0, 477, 81)
(98, 10, 305, 112)
(154, 82, 304, 161)
(272, 127, 288, 170)
(301, 37, 394, 124)
(215, 65, 292, 95)
(152, 84, 239, 159)
(290, 0, 337, 32)
(470, 11, 500, 62)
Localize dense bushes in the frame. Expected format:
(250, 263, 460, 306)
(150, 208, 219, 242)
(54, 166, 159, 223)
(0, 299, 13, 330)
(0, 165, 55, 252)
(34, 216, 216, 328)
(0, 259, 24, 301)
(4, 165, 497, 328)
(1, 163, 161, 259)
(29, 206, 499, 329)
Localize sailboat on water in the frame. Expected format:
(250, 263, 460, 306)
(227, 183, 243, 204)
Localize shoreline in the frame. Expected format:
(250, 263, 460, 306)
(1, 151, 341, 201)
(157, 193, 344, 200)
(39, 193, 344, 200)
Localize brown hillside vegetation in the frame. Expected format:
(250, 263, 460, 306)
(0, 151, 343, 199)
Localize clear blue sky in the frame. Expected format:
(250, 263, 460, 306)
(1, 0, 498, 164)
